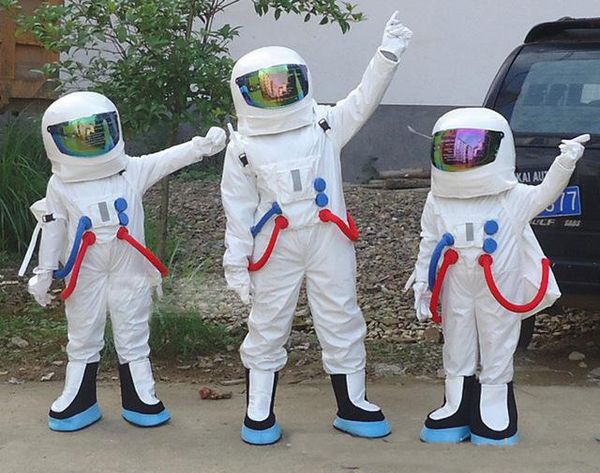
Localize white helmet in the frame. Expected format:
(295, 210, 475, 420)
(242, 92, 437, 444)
(430, 108, 518, 198)
(42, 91, 127, 182)
(231, 46, 316, 136)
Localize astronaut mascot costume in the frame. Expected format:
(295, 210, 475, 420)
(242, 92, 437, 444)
(410, 107, 589, 445)
(22, 91, 226, 431)
(221, 12, 412, 445)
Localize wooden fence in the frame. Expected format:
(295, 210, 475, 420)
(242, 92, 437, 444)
(0, 0, 62, 110)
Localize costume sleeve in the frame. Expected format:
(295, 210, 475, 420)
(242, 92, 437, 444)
(221, 142, 259, 269)
(414, 193, 438, 284)
(130, 136, 220, 194)
(326, 49, 399, 149)
(35, 177, 68, 272)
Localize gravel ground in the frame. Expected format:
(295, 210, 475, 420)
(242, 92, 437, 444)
(149, 180, 600, 360)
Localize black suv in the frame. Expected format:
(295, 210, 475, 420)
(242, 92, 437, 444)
(484, 18, 600, 343)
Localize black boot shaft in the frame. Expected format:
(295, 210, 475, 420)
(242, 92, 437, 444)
(49, 362, 99, 419)
(330, 374, 384, 422)
(118, 362, 164, 414)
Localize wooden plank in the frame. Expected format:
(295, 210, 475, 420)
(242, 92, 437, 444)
(1, 79, 53, 99)
(0, 12, 17, 80)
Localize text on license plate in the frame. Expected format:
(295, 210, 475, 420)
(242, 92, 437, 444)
(538, 185, 581, 218)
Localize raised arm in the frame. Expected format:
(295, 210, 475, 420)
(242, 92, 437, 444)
(221, 132, 260, 303)
(131, 127, 226, 194)
(327, 12, 412, 148)
(514, 134, 589, 225)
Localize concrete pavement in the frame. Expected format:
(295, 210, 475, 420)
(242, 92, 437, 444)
(1, 379, 599, 473)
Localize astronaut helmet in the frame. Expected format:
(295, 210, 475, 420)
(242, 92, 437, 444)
(429, 108, 518, 198)
(231, 46, 316, 136)
(42, 91, 127, 183)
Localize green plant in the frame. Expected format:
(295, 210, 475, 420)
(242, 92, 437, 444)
(4, 0, 364, 262)
(101, 308, 237, 364)
(0, 116, 50, 253)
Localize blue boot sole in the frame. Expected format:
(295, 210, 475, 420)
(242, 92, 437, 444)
(122, 408, 171, 427)
(471, 432, 520, 446)
(333, 417, 392, 439)
(420, 425, 471, 443)
(48, 403, 102, 432)
(241, 423, 282, 445)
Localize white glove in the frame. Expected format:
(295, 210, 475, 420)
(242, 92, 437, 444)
(27, 268, 54, 307)
(558, 134, 590, 163)
(380, 11, 413, 61)
(194, 127, 227, 157)
(413, 282, 432, 322)
(224, 265, 252, 305)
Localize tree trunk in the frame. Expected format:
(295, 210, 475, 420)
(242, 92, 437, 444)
(157, 124, 180, 262)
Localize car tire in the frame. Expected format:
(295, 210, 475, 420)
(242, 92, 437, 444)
(518, 315, 536, 348)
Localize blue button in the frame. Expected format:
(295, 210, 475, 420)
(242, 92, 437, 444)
(118, 213, 129, 226)
(484, 220, 499, 235)
(483, 238, 498, 254)
(114, 198, 128, 212)
(315, 193, 329, 208)
(314, 178, 327, 193)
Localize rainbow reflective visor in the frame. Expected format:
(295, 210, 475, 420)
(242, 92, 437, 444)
(235, 64, 309, 109)
(431, 128, 505, 172)
(47, 111, 120, 158)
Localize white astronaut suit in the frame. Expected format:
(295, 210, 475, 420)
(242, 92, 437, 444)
(221, 13, 412, 445)
(411, 107, 588, 445)
(24, 91, 226, 431)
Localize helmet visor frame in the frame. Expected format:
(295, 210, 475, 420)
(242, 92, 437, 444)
(235, 64, 309, 109)
(47, 111, 120, 158)
(431, 128, 505, 172)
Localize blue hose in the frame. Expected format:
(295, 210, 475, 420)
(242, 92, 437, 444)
(251, 202, 282, 238)
(54, 216, 92, 279)
(428, 233, 455, 291)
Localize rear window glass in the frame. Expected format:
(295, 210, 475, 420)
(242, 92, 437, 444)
(494, 45, 600, 135)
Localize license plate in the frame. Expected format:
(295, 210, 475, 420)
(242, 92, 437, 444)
(538, 185, 582, 218)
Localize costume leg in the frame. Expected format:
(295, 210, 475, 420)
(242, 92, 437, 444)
(421, 270, 478, 443)
(109, 274, 170, 427)
(305, 225, 390, 438)
(240, 231, 305, 445)
(49, 270, 107, 432)
(470, 279, 521, 446)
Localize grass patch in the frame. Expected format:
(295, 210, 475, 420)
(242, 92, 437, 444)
(0, 304, 238, 368)
(101, 308, 237, 365)
(0, 115, 50, 253)
(0, 308, 67, 364)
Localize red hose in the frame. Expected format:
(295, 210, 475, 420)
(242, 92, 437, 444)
(479, 254, 551, 313)
(319, 209, 360, 241)
(429, 248, 459, 324)
(61, 231, 96, 301)
(249, 216, 289, 272)
(117, 227, 169, 277)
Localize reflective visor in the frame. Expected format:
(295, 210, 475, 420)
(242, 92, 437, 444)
(431, 128, 504, 172)
(47, 111, 120, 158)
(235, 64, 309, 109)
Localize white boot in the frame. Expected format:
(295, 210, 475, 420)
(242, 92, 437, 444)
(48, 361, 102, 432)
(330, 371, 391, 438)
(242, 369, 282, 445)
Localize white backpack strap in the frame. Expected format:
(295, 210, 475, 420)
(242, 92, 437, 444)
(18, 222, 42, 277)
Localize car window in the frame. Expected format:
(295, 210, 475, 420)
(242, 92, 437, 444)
(494, 45, 600, 136)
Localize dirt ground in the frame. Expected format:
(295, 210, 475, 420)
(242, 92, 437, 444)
(1, 379, 599, 473)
